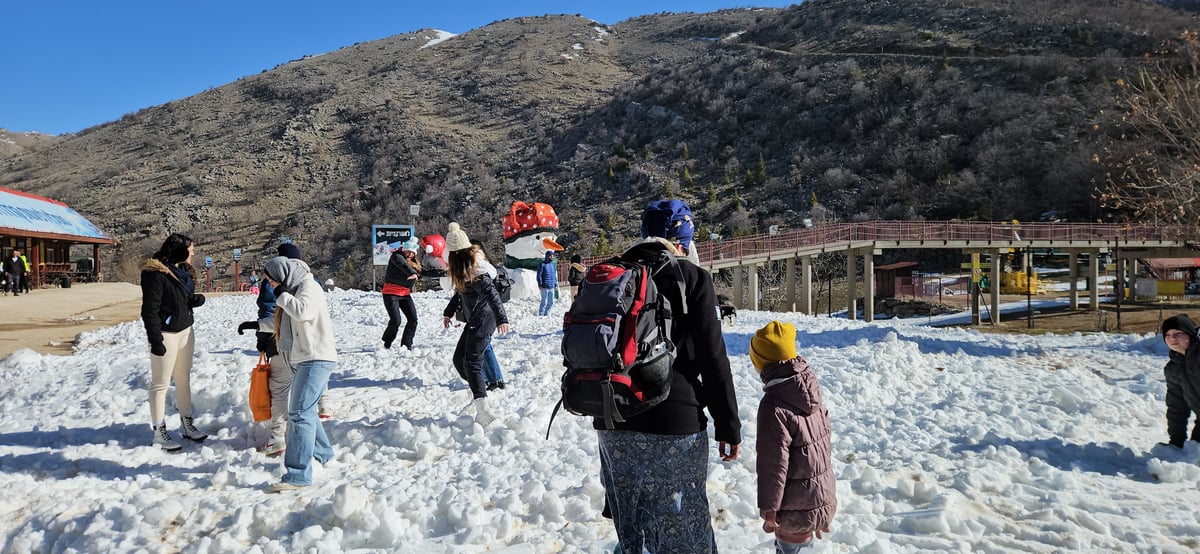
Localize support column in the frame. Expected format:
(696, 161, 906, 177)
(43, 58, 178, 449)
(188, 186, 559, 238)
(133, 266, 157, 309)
(863, 251, 875, 322)
(846, 249, 858, 320)
(1089, 250, 1100, 310)
(1068, 250, 1079, 310)
(1116, 257, 1126, 303)
(800, 256, 813, 315)
(785, 257, 796, 313)
(990, 249, 1002, 324)
(748, 264, 760, 311)
(733, 266, 745, 309)
(1128, 259, 1139, 300)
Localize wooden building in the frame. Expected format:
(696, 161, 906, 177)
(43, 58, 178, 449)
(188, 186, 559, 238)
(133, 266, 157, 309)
(0, 188, 115, 287)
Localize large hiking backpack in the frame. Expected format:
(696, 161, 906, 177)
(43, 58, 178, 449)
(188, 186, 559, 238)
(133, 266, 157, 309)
(548, 241, 688, 434)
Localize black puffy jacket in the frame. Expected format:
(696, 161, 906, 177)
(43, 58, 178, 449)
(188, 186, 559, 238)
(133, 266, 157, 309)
(140, 258, 203, 347)
(1162, 314, 1200, 445)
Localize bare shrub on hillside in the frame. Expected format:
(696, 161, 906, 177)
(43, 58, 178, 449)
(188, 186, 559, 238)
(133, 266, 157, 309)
(1097, 32, 1200, 225)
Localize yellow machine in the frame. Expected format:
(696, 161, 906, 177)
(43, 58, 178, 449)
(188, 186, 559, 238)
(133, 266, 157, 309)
(999, 270, 1043, 295)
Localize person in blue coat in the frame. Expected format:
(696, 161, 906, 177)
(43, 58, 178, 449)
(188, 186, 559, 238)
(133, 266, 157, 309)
(536, 250, 557, 316)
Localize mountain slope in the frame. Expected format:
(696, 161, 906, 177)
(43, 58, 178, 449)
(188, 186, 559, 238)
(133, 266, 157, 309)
(1, 1, 1194, 285)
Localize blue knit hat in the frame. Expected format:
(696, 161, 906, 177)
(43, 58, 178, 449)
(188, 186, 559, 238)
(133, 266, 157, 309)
(640, 199, 695, 251)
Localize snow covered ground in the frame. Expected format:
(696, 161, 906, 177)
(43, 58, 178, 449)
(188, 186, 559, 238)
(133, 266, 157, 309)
(1, 287, 1198, 552)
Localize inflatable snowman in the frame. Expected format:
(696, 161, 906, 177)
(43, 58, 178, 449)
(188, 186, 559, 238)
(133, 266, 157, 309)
(501, 201, 563, 300)
(418, 234, 450, 291)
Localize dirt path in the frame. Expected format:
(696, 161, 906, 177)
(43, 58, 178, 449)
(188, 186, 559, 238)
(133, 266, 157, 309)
(0, 282, 146, 358)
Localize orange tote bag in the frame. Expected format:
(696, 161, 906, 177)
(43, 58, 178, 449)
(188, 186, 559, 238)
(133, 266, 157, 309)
(249, 353, 272, 422)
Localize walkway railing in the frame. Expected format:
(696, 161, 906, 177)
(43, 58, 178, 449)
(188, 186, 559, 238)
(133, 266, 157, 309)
(561, 220, 1194, 279)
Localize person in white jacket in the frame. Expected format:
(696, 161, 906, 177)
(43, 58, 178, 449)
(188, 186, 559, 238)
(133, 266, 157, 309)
(262, 256, 338, 493)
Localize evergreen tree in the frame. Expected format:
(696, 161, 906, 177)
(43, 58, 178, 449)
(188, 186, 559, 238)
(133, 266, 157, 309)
(596, 229, 610, 256)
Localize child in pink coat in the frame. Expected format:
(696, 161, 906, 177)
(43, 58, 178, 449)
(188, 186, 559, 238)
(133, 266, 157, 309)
(751, 321, 837, 552)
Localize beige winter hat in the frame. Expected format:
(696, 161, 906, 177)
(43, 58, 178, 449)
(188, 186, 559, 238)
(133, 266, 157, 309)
(445, 222, 472, 252)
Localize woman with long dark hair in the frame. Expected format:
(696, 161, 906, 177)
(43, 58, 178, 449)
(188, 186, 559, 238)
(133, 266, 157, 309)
(140, 233, 208, 451)
(440, 222, 509, 425)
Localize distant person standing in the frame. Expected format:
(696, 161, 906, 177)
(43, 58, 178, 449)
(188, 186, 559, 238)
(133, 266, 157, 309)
(567, 254, 585, 300)
(140, 234, 209, 451)
(19, 251, 30, 293)
(3, 250, 25, 296)
(537, 250, 557, 315)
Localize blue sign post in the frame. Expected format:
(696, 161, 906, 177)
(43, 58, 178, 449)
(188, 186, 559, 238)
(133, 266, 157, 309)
(370, 224, 414, 292)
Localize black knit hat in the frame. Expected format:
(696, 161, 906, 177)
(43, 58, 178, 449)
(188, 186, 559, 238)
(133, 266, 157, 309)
(1162, 314, 1197, 338)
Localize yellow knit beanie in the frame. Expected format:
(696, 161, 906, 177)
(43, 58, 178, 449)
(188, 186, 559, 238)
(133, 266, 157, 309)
(750, 320, 797, 372)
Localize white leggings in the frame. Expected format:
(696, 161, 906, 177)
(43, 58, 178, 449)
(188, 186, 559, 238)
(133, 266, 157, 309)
(268, 355, 293, 440)
(148, 327, 195, 424)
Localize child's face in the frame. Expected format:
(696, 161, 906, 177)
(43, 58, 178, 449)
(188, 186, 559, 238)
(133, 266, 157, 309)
(1165, 329, 1191, 354)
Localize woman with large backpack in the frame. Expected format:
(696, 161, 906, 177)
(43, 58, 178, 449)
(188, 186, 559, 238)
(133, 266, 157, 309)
(441, 223, 510, 425)
(593, 199, 741, 553)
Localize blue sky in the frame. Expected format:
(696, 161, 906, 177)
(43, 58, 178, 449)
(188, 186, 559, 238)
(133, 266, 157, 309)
(1, 1, 796, 136)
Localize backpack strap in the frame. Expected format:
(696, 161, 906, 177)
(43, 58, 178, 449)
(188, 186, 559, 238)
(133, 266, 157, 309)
(621, 242, 688, 317)
(546, 399, 563, 439)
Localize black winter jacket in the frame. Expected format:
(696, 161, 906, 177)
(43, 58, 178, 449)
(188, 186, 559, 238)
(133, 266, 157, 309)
(140, 258, 204, 348)
(592, 243, 742, 446)
(384, 251, 419, 289)
(443, 274, 509, 330)
(1162, 314, 1200, 445)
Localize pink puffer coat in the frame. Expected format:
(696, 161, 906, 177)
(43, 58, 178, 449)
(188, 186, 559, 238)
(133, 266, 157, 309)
(756, 356, 837, 538)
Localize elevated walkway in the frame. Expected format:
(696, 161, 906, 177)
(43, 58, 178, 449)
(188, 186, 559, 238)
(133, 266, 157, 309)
(691, 221, 1195, 323)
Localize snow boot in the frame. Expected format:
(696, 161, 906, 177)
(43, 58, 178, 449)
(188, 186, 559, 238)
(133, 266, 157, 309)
(153, 424, 182, 452)
(472, 397, 497, 426)
(179, 416, 208, 442)
(261, 437, 286, 457)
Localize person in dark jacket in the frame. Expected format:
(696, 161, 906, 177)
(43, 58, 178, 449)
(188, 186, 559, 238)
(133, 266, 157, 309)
(595, 199, 741, 554)
(3, 249, 26, 296)
(140, 233, 208, 451)
(567, 253, 585, 300)
(440, 222, 509, 426)
(1161, 314, 1200, 448)
(382, 239, 421, 350)
(751, 321, 836, 553)
(536, 250, 558, 315)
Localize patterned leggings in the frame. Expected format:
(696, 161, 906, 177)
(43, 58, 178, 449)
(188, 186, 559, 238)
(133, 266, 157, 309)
(598, 430, 716, 554)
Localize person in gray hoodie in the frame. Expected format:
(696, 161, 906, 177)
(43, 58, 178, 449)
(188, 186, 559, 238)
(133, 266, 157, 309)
(751, 320, 836, 553)
(1161, 314, 1200, 448)
(262, 256, 338, 492)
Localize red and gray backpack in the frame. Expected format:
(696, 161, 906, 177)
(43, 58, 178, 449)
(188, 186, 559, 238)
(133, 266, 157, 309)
(547, 241, 687, 435)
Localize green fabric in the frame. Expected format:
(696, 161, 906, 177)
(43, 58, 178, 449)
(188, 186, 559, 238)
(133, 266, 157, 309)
(505, 256, 542, 271)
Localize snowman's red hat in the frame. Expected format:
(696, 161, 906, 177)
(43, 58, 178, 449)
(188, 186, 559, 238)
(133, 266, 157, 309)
(502, 201, 559, 241)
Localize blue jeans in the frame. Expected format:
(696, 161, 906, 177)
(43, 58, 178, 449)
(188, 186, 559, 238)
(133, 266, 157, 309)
(539, 287, 555, 315)
(283, 359, 335, 486)
(482, 344, 503, 383)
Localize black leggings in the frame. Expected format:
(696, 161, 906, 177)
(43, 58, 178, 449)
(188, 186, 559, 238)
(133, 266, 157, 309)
(382, 294, 418, 349)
